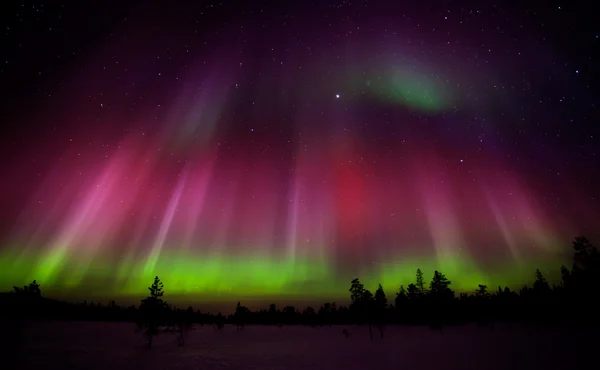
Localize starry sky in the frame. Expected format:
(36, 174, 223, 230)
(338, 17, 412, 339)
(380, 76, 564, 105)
(1, 1, 599, 306)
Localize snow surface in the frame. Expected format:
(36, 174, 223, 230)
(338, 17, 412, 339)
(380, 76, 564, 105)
(16, 322, 595, 370)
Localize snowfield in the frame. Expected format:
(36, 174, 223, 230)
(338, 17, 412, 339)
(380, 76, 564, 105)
(16, 321, 595, 370)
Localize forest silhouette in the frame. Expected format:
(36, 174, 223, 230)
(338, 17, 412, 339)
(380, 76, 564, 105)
(1, 235, 599, 349)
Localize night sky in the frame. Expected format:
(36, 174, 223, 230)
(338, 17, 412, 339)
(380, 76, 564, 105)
(1, 1, 599, 305)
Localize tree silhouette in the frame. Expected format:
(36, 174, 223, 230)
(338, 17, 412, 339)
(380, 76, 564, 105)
(374, 284, 387, 309)
(302, 306, 317, 326)
(234, 301, 248, 329)
(349, 278, 365, 303)
(7, 234, 600, 333)
(268, 303, 277, 314)
(394, 285, 408, 312)
(427, 271, 453, 333)
(318, 302, 337, 326)
(560, 265, 572, 289)
(571, 237, 599, 286)
(374, 283, 387, 338)
(475, 284, 489, 298)
(362, 289, 374, 339)
(348, 278, 375, 339)
(13, 280, 41, 297)
(429, 270, 454, 301)
(533, 269, 551, 296)
(215, 312, 225, 330)
(137, 276, 167, 348)
(406, 283, 420, 300)
(172, 307, 194, 346)
(415, 268, 427, 295)
(573, 236, 597, 262)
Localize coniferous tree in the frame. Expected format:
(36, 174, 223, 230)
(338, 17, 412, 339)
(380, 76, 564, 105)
(234, 301, 248, 329)
(374, 284, 387, 309)
(348, 278, 375, 339)
(349, 278, 365, 303)
(406, 283, 420, 300)
(374, 284, 387, 338)
(173, 307, 194, 347)
(429, 271, 454, 301)
(533, 269, 550, 293)
(415, 268, 427, 295)
(427, 271, 453, 332)
(573, 236, 597, 262)
(137, 276, 167, 348)
(395, 285, 408, 309)
(560, 265, 571, 288)
(571, 236, 599, 287)
(362, 289, 374, 339)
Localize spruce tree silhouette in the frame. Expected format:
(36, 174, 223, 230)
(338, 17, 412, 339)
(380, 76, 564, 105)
(572, 236, 597, 267)
(428, 270, 454, 333)
(362, 289, 374, 339)
(406, 283, 420, 300)
(429, 270, 454, 300)
(533, 269, 550, 294)
(137, 276, 167, 348)
(560, 265, 572, 289)
(349, 278, 375, 339)
(415, 268, 427, 295)
(394, 285, 408, 316)
(571, 236, 599, 291)
(234, 301, 248, 329)
(374, 283, 387, 338)
(349, 278, 365, 303)
(474, 284, 492, 329)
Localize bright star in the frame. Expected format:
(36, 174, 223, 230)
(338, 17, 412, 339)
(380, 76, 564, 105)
(335, 94, 340, 98)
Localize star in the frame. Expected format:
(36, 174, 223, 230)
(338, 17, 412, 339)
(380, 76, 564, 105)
(335, 94, 340, 98)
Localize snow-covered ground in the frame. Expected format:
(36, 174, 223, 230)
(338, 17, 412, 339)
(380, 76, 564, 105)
(16, 322, 595, 370)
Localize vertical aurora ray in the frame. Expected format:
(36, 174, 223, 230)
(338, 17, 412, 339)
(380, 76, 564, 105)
(180, 159, 216, 251)
(487, 195, 523, 267)
(33, 146, 140, 284)
(419, 163, 485, 283)
(143, 166, 189, 276)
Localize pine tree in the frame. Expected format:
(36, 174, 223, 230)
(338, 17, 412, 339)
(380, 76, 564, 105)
(533, 269, 550, 294)
(416, 268, 427, 295)
(406, 283, 420, 300)
(395, 285, 408, 308)
(374, 284, 387, 338)
(348, 278, 375, 339)
(374, 284, 387, 309)
(560, 265, 571, 288)
(429, 270, 454, 301)
(137, 276, 167, 348)
(349, 278, 365, 303)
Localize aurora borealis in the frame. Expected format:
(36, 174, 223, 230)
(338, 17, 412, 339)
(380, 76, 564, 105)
(1, 1, 599, 306)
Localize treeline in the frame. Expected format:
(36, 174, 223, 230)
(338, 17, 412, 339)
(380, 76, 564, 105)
(2, 236, 599, 334)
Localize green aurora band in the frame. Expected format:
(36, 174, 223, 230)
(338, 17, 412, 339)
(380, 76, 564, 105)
(0, 244, 565, 304)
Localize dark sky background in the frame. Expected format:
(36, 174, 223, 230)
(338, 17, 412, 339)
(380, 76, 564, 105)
(0, 0, 599, 306)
